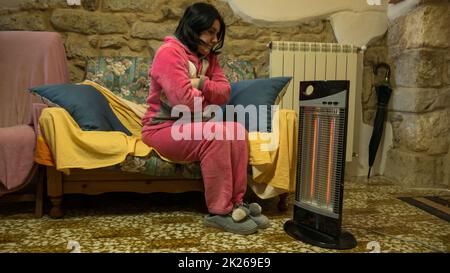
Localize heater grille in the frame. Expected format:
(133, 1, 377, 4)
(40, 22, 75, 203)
(297, 107, 346, 218)
(295, 81, 349, 219)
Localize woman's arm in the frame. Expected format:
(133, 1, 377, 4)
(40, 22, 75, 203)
(198, 55, 231, 106)
(151, 45, 205, 112)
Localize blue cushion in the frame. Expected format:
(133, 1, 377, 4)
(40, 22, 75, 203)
(29, 84, 131, 136)
(223, 77, 292, 132)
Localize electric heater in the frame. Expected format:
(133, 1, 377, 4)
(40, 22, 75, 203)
(284, 80, 357, 250)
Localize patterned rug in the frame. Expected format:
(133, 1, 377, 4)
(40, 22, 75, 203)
(0, 176, 449, 253)
(398, 196, 450, 222)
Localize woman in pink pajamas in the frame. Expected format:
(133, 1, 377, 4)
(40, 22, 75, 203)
(141, 2, 269, 235)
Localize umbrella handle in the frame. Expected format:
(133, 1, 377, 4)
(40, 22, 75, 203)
(373, 63, 391, 83)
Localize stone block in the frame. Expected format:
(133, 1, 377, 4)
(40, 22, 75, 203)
(128, 39, 147, 52)
(100, 48, 149, 57)
(446, 59, 450, 85)
(67, 61, 86, 83)
(0, 12, 47, 31)
(65, 33, 97, 58)
(384, 148, 443, 187)
(137, 10, 167, 23)
(299, 20, 326, 34)
(131, 21, 178, 40)
(387, 16, 405, 47)
(442, 151, 450, 188)
(362, 66, 376, 107)
(102, 0, 162, 13)
(87, 35, 99, 48)
(390, 86, 450, 113)
(226, 40, 261, 56)
(395, 49, 445, 88)
(363, 46, 388, 67)
(363, 109, 376, 126)
(82, 0, 99, 11)
(51, 9, 128, 34)
(211, 0, 239, 25)
(121, 13, 138, 26)
(228, 25, 263, 39)
(403, 3, 450, 49)
(98, 35, 126, 49)
(391, 110, 450, 155)
(19, 0, 68, 10)
(388, 3, 450, 50)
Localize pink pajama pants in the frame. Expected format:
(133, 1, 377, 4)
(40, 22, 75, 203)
(142, 121, 249, 215)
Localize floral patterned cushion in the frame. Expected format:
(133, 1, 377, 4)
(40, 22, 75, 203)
(85, 57, 254, 106)
(105, 151, 202, 179)
(221, 58, 256, 82)
(85, 57, 152, 105)
(85, 56, 255, 178)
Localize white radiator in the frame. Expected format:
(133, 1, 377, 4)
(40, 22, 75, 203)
(269, 41, 362, 162)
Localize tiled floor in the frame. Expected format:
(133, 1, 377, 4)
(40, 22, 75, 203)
(0, 176, 448, 253)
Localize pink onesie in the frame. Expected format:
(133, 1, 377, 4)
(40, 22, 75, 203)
(141, 36, 249, 215)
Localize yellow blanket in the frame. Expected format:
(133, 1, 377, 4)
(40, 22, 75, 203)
(37, 81, 298, 193)
(38, 80, 154, 174)
(39, 107, 151, 174)
(248, 110, 298, 196)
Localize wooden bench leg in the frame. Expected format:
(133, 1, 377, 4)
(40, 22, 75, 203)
(49, 196, 64, 218)
(47, 166, 64, 218)
(34, 166, 44, 218)
(277, 193, 289, 212)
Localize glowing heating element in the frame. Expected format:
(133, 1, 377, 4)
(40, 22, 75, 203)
(327, 118, 335, 207)
(310, 117, 318, 199)
(296, 81, 349, 219)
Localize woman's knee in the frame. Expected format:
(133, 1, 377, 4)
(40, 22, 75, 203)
(223, 122, 247, 141)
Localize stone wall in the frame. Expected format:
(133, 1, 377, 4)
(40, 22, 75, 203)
(9, 0, 442, 185)
(383, 0, 450, 187)
(362, 34, 389, 125)
(0, 0, 336, 82)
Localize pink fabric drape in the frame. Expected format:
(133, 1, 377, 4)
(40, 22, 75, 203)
(0, 31, 69, 127)
(0, 103, 47, 191)
(0, 31, 68, 191)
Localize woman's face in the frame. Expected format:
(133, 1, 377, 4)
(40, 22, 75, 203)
(198, 19, 220, 56)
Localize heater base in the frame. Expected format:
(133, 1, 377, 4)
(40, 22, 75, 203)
(284, 220, 357, 250)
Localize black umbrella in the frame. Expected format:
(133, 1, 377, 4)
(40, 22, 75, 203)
(368, 63, 392, 179)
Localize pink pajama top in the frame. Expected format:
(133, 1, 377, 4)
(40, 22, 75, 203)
(141, 36, 231, 132)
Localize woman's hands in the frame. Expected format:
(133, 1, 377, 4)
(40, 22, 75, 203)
(191, 78, 201, 89)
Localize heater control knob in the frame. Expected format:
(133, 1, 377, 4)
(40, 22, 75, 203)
(305, 85, 314, 96)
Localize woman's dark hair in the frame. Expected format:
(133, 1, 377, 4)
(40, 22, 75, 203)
(174, 2, 225, 55)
